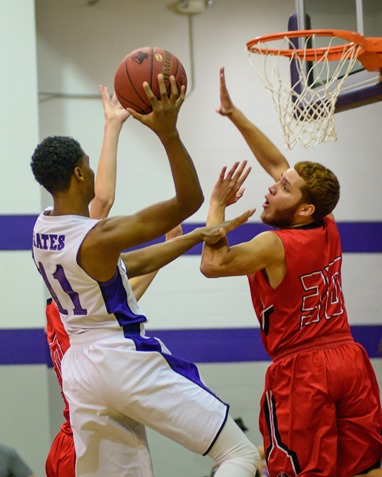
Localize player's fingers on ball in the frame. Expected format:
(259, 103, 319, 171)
(157, 74, 168, 99)
(175, 85, 186, 108)
(169, 76, 178, 97)
(143, 81, 159, 106)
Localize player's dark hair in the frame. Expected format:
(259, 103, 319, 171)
(294, 161, 340, 220)
(31, 136, 84, 194)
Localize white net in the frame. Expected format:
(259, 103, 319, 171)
(249, 34, 363, 149)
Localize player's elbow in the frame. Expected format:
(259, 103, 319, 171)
(200, 260, 220, 278)
(191, 191, 204, 213)
(90, 194, 115, 219)
(181, 191, 204, 217)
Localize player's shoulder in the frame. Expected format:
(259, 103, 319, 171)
(249, 230, 285, 262)
(251, 230, 284, 247)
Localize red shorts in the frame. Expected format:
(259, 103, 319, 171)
(46, 429, 75, 477)
(259, 340, 382, 477)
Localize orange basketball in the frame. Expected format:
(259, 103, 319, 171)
(114, 46, 188, 114)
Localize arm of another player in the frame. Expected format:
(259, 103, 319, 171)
(122, 211, 254, 279)
(206, 160, 252, 227)
(201, 162, 284, 278)
(90, 85, 131, 219)
(201, 231, 284, 279)
(79, 76, 204, 281)
(128, 224, 183, 300)
(218, 67, 289, 182)
(86, 88, 165, 298)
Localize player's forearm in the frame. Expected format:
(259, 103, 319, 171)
(91, 120, 123, 219)
(200, 241, 228, 278)
(123, 228, 203, 277)
(227, 108, 289, 180)
(206, 202, 226, 226)
(201, 206, 229, 277)
(160, 133, 204, 218)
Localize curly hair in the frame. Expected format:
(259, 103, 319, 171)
(31, 136, 84, 194)
(294, 161, 340, 220)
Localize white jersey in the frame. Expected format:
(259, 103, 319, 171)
(32, 211, 249, 477)
(32, 208, 147, 336)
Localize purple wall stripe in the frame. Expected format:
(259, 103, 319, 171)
(1, 215, 382, 253)
(0, 329, 48, 365)
(0, 326, 380, 366)
(0, 215, 37, 251)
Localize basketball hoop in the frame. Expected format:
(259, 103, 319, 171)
(246, 29, 382, 149)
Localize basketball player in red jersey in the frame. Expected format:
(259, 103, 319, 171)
(200, 67, 382, 477)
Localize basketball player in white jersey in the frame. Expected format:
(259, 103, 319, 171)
(31, 74, 259, 477)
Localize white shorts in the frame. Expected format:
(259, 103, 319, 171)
(62, 327, 229, 477)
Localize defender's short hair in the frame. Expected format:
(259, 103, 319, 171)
(294, 161, 340, 220)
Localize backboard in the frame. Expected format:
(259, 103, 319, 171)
(293, 0, 382, 112)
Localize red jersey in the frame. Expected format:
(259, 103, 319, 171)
(46, 298, 72, 435)
(248, 216, 352, 360)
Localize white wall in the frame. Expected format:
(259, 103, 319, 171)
(0, 1, 50, 475)
(0, 1, 380, 476)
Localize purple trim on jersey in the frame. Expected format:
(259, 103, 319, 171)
(162, 348, 230, 457)
(1, 216, 382, 252)
(98, 270, 147, 326)
(127, 330, 215, 391)
(125, 330, 230, 430)
(128, 330, 231, 456)
(0, 325, 380, 365)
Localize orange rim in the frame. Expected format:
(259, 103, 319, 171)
(246, 29, 382, 66)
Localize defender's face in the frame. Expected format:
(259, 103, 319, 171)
(261, 168, 306, 228)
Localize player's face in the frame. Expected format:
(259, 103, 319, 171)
(261, 168, 307, 228)
(79, 154, 95, 202)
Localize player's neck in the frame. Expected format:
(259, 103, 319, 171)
(51, 195, 90, 217)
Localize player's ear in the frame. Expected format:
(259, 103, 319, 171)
(73, 166, 84, 181)
(298, 203, 315, 217)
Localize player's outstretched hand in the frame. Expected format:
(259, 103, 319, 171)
(210, 161, 252, 208)
(217, 67, 237, 116)
(127, 74, 185, 139)
(99, 85, 131, 125)
(199, 208, 256, 246)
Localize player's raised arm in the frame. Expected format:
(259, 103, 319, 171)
(79, 75, 204, 282)
(90, 85, 131, 219)
(200, 161, 283, 279)
(129, 73, 204, 220)
(218, 67, 289, 181)
(121, 209, 255, 279)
